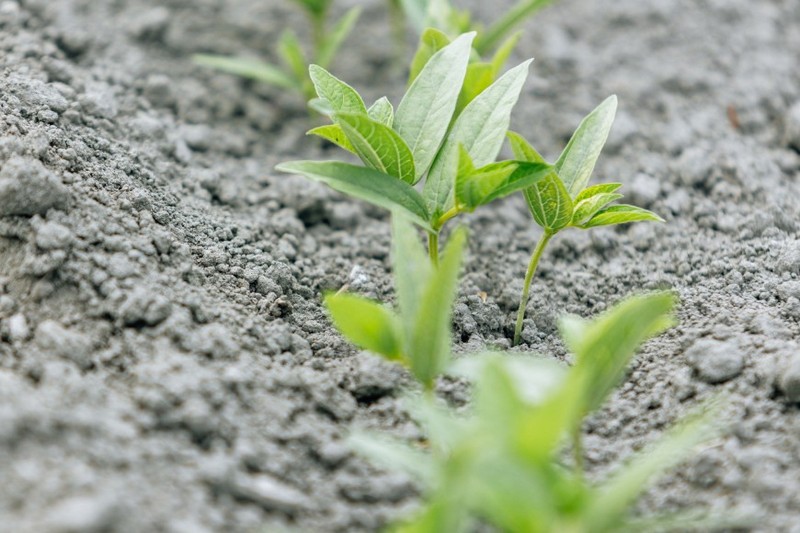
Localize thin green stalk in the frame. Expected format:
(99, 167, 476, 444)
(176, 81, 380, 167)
(474, 0, 553, 55)
(428, 231, 439, 267)
(513, 231, 553, 346)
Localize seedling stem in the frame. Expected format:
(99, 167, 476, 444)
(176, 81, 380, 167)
(428, 231, 439, 267)
(513, 231, 552, 345)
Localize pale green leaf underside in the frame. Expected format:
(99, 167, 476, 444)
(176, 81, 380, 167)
(307, 124, 356, 154)
(368, 97, 395, 127)
(580, 205, 664, 229)
(308, 64, 367, 115)
(193, 55, 297, 89)
(524, 172, 574, 232)
(275, 161, 432, 230)
(571, 192, 624, 226)
(556, 95, 618, 197)
(325, 293, 403, 360)
(575, 182, 622, 203)
(424, 59, 533, 218)
(396, 32, 475, 182)
(337, 113, 416, 184)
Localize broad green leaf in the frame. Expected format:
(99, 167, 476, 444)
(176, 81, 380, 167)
(193, 55, 297, 89)
(474, 0, 553, 55)
(508, 131, 547, 164)
(483, 162, 554, 204)
(563, 292, 676, 414)
(556, 95, 618, 197)
(392, 216, 433, 342)
(277, 30, 308, 85)
(408, 28, 452, 85)
(587, 402, 722, 531)
(308, 97, 333, 115)
(574, 182, 622, 203)
(456, 62, 495, 115)
(307, 124, 356, 154)
(424, 59, 533, 218)
(408, 227, 467, 387)
(275, 161, 432, 230)
(325, 293, 403, 360)
(349, 432, 436, 486)
(368, 97, 394, 127)
(524, 172, 574, 232)
(579, 205, 664, 229)
(570, 192, 624, 226)
(457, 161, 553, 212)
(308, 65, 367, 115)
(490, 32, 522, 75)
(337, 113, 416, 184)
(317, 7, 361, 68)
(396, 32, 475, 182)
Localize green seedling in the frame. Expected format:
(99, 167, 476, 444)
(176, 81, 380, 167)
(194, 0, 360, 103)
(398, 0, 553, 56)
(510, 95, 663, 346)
(276, 32, 555, 264)
(325, 217, 466, 391)
(351, 293, 735, 532)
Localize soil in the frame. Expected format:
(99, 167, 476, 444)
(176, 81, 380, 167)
(1, 0, 799, 531)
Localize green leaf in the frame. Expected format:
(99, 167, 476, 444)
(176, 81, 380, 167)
(392, 216, 433, 343)
(308, 65, 367, 115)
(408, 227, 467, 387)
(523, 172, 574, 232)
(408, 28, 452, 85)
(193, 55, 297, 89)
(574, 182, 622, 203)
(325, 293, 403, 360)
(316, 7, 361, 68)
(587, 402, 722, 531)
(563, 292, 676, 414)
(337, 113, 416, 184)
(490, 32, 522, 75)
(474, 0, 553, 55)
(395, 32, 475, 182)
(368, 97, 394, 127)
(570, 192, 624, 226)
(277, 30, 308, 85)
(424, 59, 533, 218)
(456, 62, 495, 115)
(275, 161, 432, 230)
(349, 431, 436, 486)
(306, 124, 356, 154)
(483, 162, 555, 204)
(508, 131, 547, 164)
(308, 97, 333, 115)
(291, 0, 332, 18)
(456, 160, 554, 212)
(579, 205, 664, 229)
(556, 95, 618, 197)
(398, 0, 430, 34)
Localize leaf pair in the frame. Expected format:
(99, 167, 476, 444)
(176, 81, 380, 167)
(194, 4, 361, 102)
(325, 217, 466, 389)
(352, 294, 734, 532)
(277, 32, 554, 253)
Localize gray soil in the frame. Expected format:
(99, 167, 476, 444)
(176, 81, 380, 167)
(1, 0, 799, 531)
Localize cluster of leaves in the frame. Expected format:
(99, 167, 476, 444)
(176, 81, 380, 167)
(509, 95, 663, 345)
(194, 0, 360, 102)
(328, 218, 726, 532)
(277, 33, 555, 263)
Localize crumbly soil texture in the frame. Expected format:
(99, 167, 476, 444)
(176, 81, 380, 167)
(1, 0, 800, 531)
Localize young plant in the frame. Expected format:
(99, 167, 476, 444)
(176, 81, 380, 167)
(510, 95, 664, 346)
(351, 293, 732, 532)
(325, 217, 466, 391)
(193, 0, 360, 103)
(276, 32, 555, 264)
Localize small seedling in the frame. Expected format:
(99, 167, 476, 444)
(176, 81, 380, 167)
(194, 0, 360, 103)
(276, 32, 555, 264)
(510, 95, 663, 346)
(351, 293, 733, 532)
(325, 217, 466, 391)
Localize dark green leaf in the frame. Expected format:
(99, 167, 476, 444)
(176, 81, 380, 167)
(579, 205, 664, 229)
(556, 95, 617, 197)
(275, 161, 432, 230)
(570, 192, 624, 226)
(193, 55, 297, 89)
(308, 65, 367, 115)
(306, 124, 356, 154)
(317, 7, 361, 68)
(523, 172, 574, 232)
(325, 293, 403, 360)
(337, 113, 416, 184)
(396, 32, 475, 182)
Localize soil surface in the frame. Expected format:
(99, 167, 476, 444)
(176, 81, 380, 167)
(1, 0, 800, 531)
